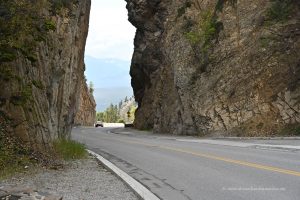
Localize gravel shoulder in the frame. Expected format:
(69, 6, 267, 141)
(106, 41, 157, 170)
(0, 156, 139, 200)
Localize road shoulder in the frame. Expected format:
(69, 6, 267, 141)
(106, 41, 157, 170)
(0, 156, 139, 200)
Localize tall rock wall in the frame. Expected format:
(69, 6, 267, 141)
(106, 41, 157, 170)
(126, 0, 300, 136)
(0, 0, 91, 150)
(74, 80, 96, 126)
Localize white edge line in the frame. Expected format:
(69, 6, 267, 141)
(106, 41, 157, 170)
(176, 139, 300, 150)
(87, 149, 160, 200)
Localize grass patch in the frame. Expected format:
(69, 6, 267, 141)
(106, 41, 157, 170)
(0, 121, 35, 180)
(184, 10, 223, 50)
(0, 154, 33, 180)
(184, 10, 223, 79)
(53, 139, 87, 160)
(44, 20, 56, 31)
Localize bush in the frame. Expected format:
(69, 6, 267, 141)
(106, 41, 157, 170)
(184, 10, 223, 80)
(184, 10, 223, 49)
(0, 1, 50, 63)
(184, 31, 201, 45)
(266, 0, 293, 22)
(53, 139, 87, 160)
(44, 20, 56, 31)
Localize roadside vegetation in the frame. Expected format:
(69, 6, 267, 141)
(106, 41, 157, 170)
(0, 126, 34, 180)
(96, 96, 137, 123)
(0, 135, 87, 180)
(53, 139, 87, 160)
(1, 114, 87, 180)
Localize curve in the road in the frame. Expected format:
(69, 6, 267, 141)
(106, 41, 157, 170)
(109, 137, 300, 177)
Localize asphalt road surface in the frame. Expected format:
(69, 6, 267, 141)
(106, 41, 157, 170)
(72, 127, 300, 200)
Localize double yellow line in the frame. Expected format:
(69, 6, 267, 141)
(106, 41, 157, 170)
(161, 146, 300, 177)
(114, 138, 300, 177)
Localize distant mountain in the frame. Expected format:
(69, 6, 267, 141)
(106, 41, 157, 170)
(84, 56, 133, 111)
(93, 87, 133, 111)
(84, 56, 132, 88)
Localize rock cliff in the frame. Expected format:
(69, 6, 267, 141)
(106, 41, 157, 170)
(126, 0, 300, 136)
(74, 79, 96, 126)
(119, 96, 137, 123)
(0, 0, 91, 150)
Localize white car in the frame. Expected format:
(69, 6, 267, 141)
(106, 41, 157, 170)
(95, 121, 103, 127)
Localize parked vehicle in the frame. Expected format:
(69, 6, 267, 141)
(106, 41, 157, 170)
(95, 121, 103, 127)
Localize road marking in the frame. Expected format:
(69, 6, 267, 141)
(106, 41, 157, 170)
(176, 139, 300, 151)
(88, 150, 160, 200)
(114, 138, 300, 177)
(160, 146, 300, 177)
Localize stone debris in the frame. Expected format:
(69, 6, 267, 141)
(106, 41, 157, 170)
(0, 158, 138, 200)
(0, 187, 62, 200)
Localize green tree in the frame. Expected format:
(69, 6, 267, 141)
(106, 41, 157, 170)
(128, 105, 137, 122)
(96, 112, 104, 121)
(89, 81, 94, 94)
(118, 100, 123, 110)
(100, 103, 120, 123)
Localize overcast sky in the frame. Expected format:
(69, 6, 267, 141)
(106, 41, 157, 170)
(85, 0, 136, 61)
(84, 0, 136, 111)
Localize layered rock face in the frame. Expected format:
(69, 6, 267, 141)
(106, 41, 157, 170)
(74, 80, 96, 126)
(0, 0, 91, 150)
(126, 0, 300, 136)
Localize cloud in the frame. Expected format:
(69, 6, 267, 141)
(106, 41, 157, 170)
(84, 1, 135, 111)
(85, 0, 136, 61)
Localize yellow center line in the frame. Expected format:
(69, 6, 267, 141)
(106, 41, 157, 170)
(160, 146, 300, 177)
(108, 137, 300, 177)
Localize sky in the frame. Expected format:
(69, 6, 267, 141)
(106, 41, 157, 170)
(84, 0, 136, 111)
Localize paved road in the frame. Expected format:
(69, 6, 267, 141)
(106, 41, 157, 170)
(72, 127, 300, 200)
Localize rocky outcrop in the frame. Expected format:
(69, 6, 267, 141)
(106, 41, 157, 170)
(74, 80, 96, 126)
(126, 0, 300, 136)
(119, 96, 137, 123)
(0, 0, 91, 150)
